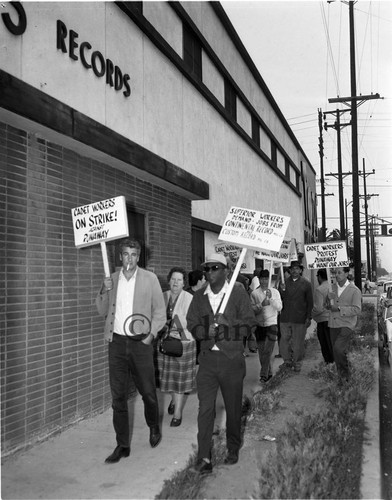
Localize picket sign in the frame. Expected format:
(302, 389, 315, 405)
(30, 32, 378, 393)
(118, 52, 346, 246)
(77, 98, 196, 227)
(217, 206, 290, 315)
(259, 238, 297, 289)
(304, 241, 349, 304)
(71, 196, 129, 278)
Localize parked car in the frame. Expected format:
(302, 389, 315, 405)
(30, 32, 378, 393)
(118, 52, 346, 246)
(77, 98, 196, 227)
(380, 281, 392, 304)
(379, 287, 392, 366)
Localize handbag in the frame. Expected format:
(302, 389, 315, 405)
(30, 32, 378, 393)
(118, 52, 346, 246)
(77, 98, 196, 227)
(159, 331, 183, 357)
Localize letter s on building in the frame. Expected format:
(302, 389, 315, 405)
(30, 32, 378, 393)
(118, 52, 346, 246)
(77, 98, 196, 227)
(2, 1, 27, 35)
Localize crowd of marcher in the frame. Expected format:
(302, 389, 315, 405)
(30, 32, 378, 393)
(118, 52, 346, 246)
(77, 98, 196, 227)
(96, 238, 362, 474)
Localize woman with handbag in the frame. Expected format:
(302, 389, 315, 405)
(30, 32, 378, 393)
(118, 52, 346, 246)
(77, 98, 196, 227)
(158, 267, 196, 427)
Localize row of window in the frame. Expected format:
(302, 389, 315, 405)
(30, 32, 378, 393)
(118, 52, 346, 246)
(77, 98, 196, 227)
(121, 2, 302, 193)
(182, 23, 300, 192)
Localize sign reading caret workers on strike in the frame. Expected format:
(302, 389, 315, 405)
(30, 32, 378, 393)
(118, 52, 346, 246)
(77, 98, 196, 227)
(71, 196, 129, 248)
(219, 206, 290, 252)
(304, 240, 349, 269)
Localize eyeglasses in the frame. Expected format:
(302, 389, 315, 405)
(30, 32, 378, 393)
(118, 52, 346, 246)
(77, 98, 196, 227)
(203, 264, 225, 273)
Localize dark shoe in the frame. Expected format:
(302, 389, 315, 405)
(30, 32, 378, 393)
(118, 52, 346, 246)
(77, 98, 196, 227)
(224, 450, 239, 465)
(191, 458, 213, 475)
(275, 354, 282, 358)
(170, 417, 182, 427)
(260, 374, 273, 383)
(149, 426, 162, 448)
(249, 348, 257, 353)
(105, 445, 130, 464)
(168, 401, 175, 415)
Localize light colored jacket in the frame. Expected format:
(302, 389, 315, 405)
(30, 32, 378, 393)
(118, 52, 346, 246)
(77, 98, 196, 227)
(250, 287, 282, 327)
(96, 267, 166, 341)
(312, 280, 329, 323)
(163, 289, 194, 341)
(328, 282, 362, 330)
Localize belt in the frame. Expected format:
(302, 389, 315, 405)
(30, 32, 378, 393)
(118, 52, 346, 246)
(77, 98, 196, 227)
(113, 332, 148, 341)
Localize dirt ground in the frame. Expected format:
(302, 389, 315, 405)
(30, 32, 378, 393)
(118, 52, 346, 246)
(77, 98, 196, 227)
(200, 340, 324, 499)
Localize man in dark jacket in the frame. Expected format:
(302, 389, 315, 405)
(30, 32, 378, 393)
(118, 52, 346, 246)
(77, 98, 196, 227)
(278, 260, 313, 372)
(186, 253, 257, 475)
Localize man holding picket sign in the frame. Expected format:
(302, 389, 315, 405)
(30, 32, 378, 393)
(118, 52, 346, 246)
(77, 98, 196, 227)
(96, 238, 166, 463)
(326, 267, 362, 382)
(304, 241, 361, 382)
(187, 252, 257, 474)
(187, 206, 290, 474)
(72, 198, 167, 463)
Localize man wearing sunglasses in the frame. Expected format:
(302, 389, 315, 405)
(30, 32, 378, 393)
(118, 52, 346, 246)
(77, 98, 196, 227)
(186, 253, 257, 475)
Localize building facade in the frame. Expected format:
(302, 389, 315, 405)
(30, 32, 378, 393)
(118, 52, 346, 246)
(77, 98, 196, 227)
(0, 1, 317, 455)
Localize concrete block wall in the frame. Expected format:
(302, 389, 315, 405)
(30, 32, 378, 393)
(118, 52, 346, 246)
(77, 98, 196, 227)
(0, 121, 192, 456)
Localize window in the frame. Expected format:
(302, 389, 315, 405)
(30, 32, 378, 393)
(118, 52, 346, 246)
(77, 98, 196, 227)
(183, 24, 202, 80)
(224, 78, 236, 120)
(271, 142, 277, 166)
(251, 115, 260, 147)
(191, 227, 205, 270)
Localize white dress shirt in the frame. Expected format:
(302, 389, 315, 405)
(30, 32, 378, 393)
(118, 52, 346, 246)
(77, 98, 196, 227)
(114, 268, 138, 335)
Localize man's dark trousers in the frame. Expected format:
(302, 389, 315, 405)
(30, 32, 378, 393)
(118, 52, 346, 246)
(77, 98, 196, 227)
(316, 321, 334, 363)
(330, 327, 352, 380)
(109, 333, 159, 447)
(196, 350, 246, 459)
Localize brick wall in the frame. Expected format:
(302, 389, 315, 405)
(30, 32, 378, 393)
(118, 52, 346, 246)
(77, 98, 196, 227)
(0, 121, 192, 456)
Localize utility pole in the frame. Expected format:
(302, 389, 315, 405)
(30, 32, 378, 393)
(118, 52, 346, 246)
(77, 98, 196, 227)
(360, 158, 376, 280)
(318, 109, 326, 241)
(323, 109, 351, 241)
(327, 0, 381, 288)
(349, 0, 361, 287)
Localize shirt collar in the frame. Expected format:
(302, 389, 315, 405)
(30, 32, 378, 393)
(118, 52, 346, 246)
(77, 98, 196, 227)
(337, 279, 350, 291)
(119, 267, 138, 280)
(204, 280, 230, 295)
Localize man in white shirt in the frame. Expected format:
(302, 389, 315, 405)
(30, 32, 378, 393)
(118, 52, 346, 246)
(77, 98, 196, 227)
(326, 267, 362, 381)
(96, 239, 166, 463)
(186, 253, 257, 475)
(250, 269, 282, 382)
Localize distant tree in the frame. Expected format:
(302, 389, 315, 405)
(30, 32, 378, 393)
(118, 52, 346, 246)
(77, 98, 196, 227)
(377, 266, 389, 277)
(326, 228, 353, 241)
(326, 228, 354, 263)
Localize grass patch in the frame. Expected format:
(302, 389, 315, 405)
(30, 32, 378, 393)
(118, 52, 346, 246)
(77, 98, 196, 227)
(259, 303, 376, 499)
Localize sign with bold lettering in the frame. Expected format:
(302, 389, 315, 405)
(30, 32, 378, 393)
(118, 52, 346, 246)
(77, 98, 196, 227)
(71, 196, 129, 248)
(218, 206, 290, 252)
(304, 241, 349, 269)
(214, 243, 253, 272)
(254, 238, 297, 263)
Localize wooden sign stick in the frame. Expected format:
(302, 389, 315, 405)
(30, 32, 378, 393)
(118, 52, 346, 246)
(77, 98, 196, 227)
(100, 241, 111, 278)
(218, 247, 248, 315)
(268, 260, 274, 289)
(280, 263, 285, 286)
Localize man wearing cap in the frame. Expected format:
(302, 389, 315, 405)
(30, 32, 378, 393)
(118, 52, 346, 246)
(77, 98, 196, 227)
(278, 260, 313, 372)
(186, 253, 257, 475)
(250, 269, 282, 382)
(312, 269, 334, 364)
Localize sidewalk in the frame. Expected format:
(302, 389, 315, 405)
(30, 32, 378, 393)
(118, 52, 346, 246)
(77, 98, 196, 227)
(2, 319, 380, 499)
(1, 351, 262, 500)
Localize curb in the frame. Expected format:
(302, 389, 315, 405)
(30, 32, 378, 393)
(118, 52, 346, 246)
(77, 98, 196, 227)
(360, 302, 382, 499)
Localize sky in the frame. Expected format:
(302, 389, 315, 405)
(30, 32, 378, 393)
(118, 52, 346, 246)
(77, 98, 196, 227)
(222, 0, 392, 274)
